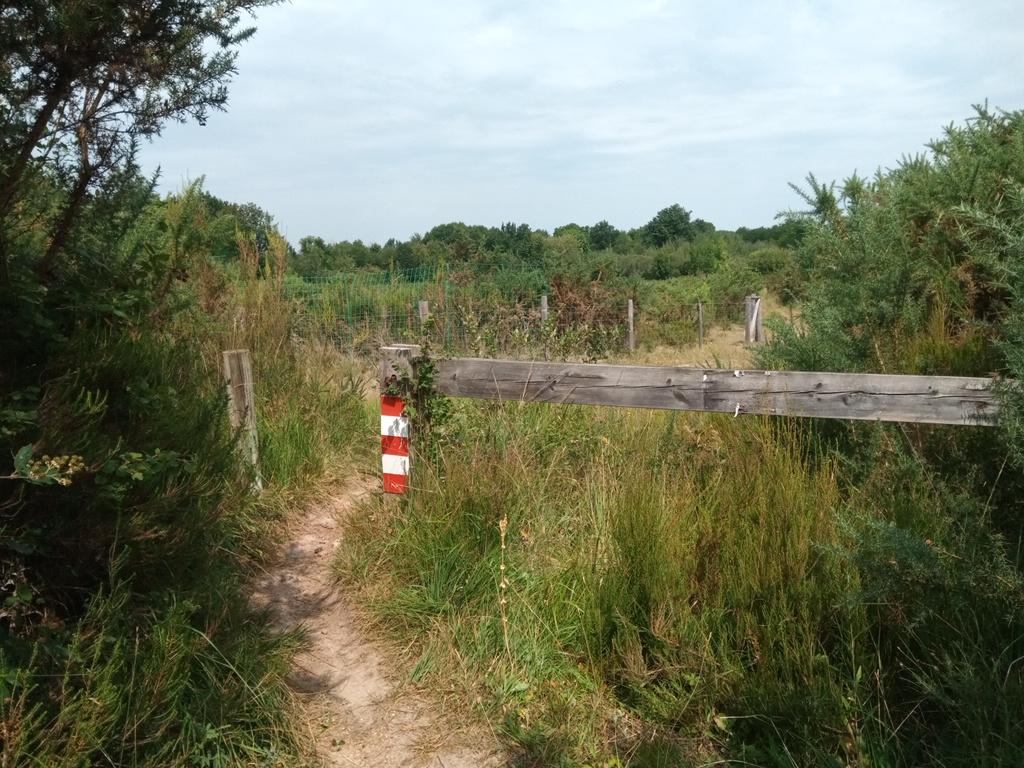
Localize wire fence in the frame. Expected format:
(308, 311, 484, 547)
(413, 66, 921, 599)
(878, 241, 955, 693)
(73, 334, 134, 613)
(285, 266, 754, 361)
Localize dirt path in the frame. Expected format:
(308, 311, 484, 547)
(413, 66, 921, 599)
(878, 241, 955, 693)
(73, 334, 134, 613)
(252, 478, 506, 767)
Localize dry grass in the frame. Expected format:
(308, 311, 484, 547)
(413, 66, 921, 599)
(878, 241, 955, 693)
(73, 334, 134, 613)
(616, 292, 795, 368)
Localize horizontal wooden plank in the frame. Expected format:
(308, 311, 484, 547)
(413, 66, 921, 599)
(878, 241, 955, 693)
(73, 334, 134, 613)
(432, 358, 999, 426)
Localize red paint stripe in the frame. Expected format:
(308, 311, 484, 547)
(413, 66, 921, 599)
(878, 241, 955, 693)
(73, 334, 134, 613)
(381, 435, 409, 456)
(382, 396, 409, 493)
(381, 395, 405, 417)
(383, 473, 408, 494)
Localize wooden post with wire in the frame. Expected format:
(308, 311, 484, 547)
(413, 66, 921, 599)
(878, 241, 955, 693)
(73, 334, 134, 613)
(540, 294, 550, 361)
(697, 300, 705, 349)
(745, 294, 764, 344)
(222, 349, 263, 494)
(418, 300, 430, 327)
(627, 299, 635, 353)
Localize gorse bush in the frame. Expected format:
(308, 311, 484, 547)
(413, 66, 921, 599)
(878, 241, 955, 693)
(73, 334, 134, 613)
(756, 106, 1024, 588)
(762, 106, 1024, 763)
(761, 105, 1023, 380)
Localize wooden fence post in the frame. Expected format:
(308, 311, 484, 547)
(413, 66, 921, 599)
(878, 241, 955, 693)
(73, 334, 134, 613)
(540, 294, 550, 361)
(697, 300, 704, 349)
(380, 344, 421, 494)
(745, 294, 764, 344)
(418, 300, 430, 326)
(627, 299, 635, 353)
(222, 349, 263, 494)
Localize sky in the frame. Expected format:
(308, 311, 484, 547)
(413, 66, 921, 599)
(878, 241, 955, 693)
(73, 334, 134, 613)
(138, 0, 1024, 245)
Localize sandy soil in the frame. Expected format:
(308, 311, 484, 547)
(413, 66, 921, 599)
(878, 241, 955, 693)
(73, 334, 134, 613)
(252, 479, 506, 768)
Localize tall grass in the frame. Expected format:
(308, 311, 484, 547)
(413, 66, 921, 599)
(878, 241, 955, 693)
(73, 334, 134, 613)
(339, 401, 1024, 766)
(1, 273, 372, 766)
(221, 280, 376, 489)
(340, 405, 839, 764)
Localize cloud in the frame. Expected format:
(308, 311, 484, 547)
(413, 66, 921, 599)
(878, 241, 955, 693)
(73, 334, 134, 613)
(140, 0, 1024, 242)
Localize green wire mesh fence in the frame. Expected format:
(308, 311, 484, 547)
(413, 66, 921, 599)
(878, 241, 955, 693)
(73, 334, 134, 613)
(285, 266, 751, 361)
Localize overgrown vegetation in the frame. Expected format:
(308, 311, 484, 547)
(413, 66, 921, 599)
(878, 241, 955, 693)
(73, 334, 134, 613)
(4, 5, 1021, 764)
(0, 4, 371, 764)
(286, 222, 799, 358)
(339, 107, 1024, 767)
(0, 176, 372, 764)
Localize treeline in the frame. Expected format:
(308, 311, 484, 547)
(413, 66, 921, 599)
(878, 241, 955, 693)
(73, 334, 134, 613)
(196, 189, 807, 284)
(289, 204, 807, 281)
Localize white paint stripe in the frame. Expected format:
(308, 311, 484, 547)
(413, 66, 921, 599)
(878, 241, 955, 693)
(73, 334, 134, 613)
(382, 453, 409, 476)
(381, 415, 410, 438)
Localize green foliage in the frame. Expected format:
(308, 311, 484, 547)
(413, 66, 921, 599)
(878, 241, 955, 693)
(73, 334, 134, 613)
(0, 0, 281, 277)
(641, 204, 696, 247)
(0, 170, 371, 763)
(761, 106, 1024, 378)
(342, 396, 1024, 766)
(284, 217, 796, 360)
(588, 220, 624, 251)
(202, 192, 287, 267)
(748, 105, 1024, 765)
(0, 320, 308, 764)
(335, 106, 1024, 767)
(736, 219, 807, 248)
(0, 6, 374, 762)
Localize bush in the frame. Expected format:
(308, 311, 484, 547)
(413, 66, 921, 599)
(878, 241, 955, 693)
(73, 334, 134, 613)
(754, 104, 1024, 766)
(0, 181, 371, 765)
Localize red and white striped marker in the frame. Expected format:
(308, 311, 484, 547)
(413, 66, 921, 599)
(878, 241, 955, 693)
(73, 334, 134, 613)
(381, 395, 410, 493)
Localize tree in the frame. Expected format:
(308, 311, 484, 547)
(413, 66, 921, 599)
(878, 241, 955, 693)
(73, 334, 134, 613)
(424, 221, 476, 261)
(0, 0, 279, 282)
(587, 220, 621, 251)
(735, 219, 807, 248)
(642, 204, 695, 247)
(553, 223, 589, 252)
(692, 218, 716, 237)
(294, 236, 332, 276)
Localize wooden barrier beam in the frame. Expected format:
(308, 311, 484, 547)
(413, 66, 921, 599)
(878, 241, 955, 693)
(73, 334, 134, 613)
(430, 357, 999, 426)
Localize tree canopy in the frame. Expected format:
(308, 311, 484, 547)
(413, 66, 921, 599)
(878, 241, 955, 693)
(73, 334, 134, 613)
(642, 203, 695, 246)
(0, 0, 279, 280)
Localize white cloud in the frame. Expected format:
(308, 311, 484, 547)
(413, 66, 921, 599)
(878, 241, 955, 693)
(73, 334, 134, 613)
(141, 0, 1024, 242)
